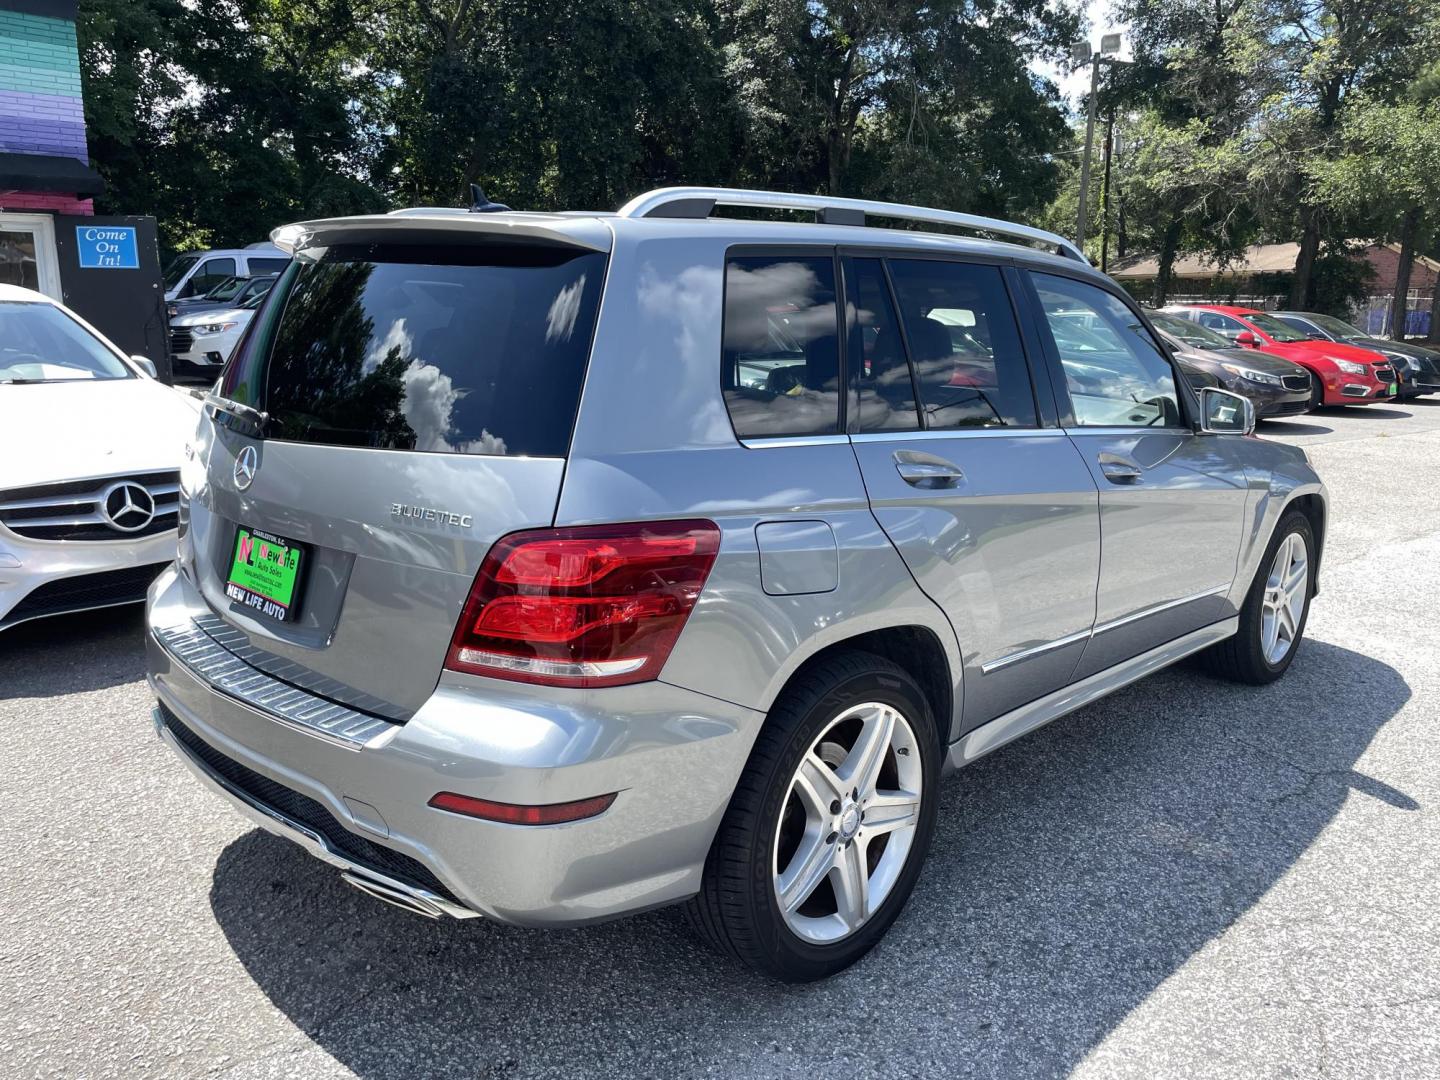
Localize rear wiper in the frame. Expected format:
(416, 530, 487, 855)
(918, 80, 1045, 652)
(204, 392, 269, 435)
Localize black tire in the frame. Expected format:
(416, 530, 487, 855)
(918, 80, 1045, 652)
(685, 649, 940, 981)
(1200, 510, 1315, 685)
(1309, 375, 1325, 410)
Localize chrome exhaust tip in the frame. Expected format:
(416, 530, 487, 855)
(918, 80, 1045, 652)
(340, 871, 446, 919)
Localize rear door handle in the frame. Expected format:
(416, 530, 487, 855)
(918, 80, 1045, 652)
(893, 450, 965, 489)
(1098, 452, 1143, 484)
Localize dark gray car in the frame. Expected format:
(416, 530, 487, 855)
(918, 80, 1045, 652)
(1149, 310, 1313, 417)
(1273, 311, 1440, 398)
(144, 187, 1327, 981)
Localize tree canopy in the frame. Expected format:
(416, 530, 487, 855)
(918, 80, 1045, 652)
(77, 0, 1440, 338)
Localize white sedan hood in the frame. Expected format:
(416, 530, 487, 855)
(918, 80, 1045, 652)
(0, 378, 201, 490)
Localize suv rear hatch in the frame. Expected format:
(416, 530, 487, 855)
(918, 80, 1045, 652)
(187, 217, 610, 719)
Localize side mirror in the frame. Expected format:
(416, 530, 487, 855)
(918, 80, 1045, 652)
(130, 354, 158, 378)
(1234, 331, 1259, 348)
(1198, 387, 1254, 435)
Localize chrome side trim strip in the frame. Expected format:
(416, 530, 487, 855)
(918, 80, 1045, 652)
(949, 618, 1238, 768)
(978, 585, 1230, 675)
(740, 434, 852, 449)
(980, 627, 1092, 674)
(1092, 584, 1231, 636)
(849, 427, 1059, 443)
(152, 708, 479, 920)
(152, 620, 397, 748)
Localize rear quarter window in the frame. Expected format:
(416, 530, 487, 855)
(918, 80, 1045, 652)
(721, 253, 842, 439)
(247, 241, 607, 457)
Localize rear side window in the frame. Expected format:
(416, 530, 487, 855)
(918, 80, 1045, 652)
(887, 260, 1036, 428)
(845, 257, 918, 432)
(722, 254, 841, 439)
(1197, 311, 1243, 338)
(253, 242, 606, 456)
(246, 257, 290, 276)
(192, 257, 235, 294)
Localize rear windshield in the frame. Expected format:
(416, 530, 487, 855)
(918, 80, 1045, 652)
(236, 241, 606, 457)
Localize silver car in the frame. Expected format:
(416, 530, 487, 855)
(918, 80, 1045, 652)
(145, 187, 1326, 981)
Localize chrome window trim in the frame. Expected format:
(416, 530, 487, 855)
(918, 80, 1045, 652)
(1060, 424, 1194, 436)
(739, 434, 853, 449)
(849, 427, 1057, 443)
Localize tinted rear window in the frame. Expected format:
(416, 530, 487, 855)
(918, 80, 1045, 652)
(252, 242, 605, 456)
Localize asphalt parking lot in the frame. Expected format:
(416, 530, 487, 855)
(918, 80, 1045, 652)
(3, 401, 1439, 1080)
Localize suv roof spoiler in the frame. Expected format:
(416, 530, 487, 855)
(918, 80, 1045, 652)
(616, 186, 1088, 263)
(269, 212, 611, 255)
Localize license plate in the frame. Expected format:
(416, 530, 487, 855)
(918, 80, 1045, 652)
(225, 526, 306, 622)
(1389, 383, 1398, 396)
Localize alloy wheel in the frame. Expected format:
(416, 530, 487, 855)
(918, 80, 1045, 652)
(1260, 532, 1308, 664)
(772, 701, 923, 945)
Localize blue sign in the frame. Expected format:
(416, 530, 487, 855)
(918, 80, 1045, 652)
(75, 225, 139, 269)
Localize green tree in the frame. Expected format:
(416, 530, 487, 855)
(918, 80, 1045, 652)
(1310, 93, 1440, 338)
(718, 0, 1080, 214)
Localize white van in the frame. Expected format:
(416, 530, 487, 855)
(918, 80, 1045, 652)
(162, 243, 290, 301)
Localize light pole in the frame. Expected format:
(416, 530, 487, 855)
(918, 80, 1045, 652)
(1073, 33, 1123, 253)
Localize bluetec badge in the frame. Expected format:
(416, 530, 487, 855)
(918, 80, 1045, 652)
(75, 225, 139, 269)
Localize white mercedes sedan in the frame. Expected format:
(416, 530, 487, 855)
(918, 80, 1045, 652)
(0, 285, 199, 631)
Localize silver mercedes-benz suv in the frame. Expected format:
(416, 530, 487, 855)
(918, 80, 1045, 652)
(146, 187, 1326, 981)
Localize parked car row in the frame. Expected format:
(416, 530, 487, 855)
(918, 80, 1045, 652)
(1158, 303, 1440, 414)
(162, 244, 289, 385)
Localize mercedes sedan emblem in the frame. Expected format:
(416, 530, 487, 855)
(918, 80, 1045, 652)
(101, 481, 156, 533)
(234, 445, 259, 491)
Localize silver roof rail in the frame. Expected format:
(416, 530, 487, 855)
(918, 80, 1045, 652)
(616, 186, 1087, 263)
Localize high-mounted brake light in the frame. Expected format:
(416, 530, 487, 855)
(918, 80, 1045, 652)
(445, 520, 721, 687)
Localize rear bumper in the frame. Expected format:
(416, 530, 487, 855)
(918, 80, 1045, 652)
(145, 565, 765, 926)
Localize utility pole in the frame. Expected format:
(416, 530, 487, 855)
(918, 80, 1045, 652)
(1100, 102, 1115, 272)
(1072, 33, 1124, 256)
(1075, 53, 1100, 252)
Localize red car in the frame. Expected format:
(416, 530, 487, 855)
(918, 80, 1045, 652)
(1165, 304, 1397, 407)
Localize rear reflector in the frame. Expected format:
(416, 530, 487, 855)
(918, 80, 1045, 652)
(445, 519, 720, 687)
(428, 790, 617, 825)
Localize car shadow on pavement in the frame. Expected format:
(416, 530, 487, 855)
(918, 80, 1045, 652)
(209, 639, 1411, 1079)
(0, 606, 146, 696)
(1309, 405, 1411, 420)
(1258, 418, 1332, 436)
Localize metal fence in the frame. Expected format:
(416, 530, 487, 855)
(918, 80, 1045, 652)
(1353, 295, 1435, 338)
(1165, 293, 1287, 311)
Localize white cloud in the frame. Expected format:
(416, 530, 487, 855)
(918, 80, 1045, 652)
(364, 317, 412, 375)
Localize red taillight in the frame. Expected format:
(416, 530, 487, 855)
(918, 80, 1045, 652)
(445, 519, 720, 687)
(428, 790, 617, 825)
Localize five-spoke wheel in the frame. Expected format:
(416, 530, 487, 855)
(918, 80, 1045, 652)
(773, 702, 923, 944)
(687, 650, 939, 981)
(1260, 530, 1308, 664)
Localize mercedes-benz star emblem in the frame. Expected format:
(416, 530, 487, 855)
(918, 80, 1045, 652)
(234, 445, 258, 491)
(102, 481, 156, 533)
